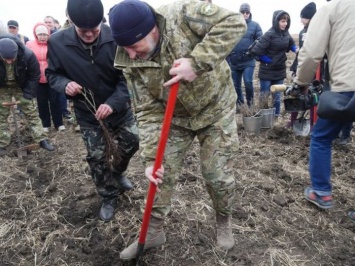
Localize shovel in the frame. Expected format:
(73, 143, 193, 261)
(2, 101, 29, 157)
(135, 81, 180, 265)
(293, 111, 311, 136)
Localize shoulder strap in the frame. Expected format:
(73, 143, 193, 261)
(19, 34, 25, 44)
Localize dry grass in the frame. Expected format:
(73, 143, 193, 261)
(238, 104, 260, 117)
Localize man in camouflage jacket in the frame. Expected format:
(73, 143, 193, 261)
(0, 34, 54, 155)
(109, 0, 246, 259)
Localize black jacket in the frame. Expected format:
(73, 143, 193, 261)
(0, 34, 40, 98)
(46, 24, 131, 127)
(290, 26, 308, 73)
(251, 10, 295, 80)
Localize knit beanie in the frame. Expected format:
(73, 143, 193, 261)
(239, 3, 251, 13)
(109, 0, 156, 46)
(0, 38, 18, 59)
(300, 2, 317, 19)
(35, 25, 49, 36)
(67, 0, 103, 29)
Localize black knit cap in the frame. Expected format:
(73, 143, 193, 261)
(300, 2, 317, 19)
(109, 0, 156, 46)
(67, 0, 104, 29)
(0, 38, 18, 60)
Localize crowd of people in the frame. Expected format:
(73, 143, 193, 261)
(0, 0, 354, 261)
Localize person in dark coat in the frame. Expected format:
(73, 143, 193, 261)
(250, 10, 297, 117)
(46, 0, 139, 221)
(228, 3, 263, 107)
(290, 2, 317, 76)
(288, 2, 317, 128)
(0, 34, 54, 156)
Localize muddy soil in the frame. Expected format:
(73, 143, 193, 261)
(1, 111, 355, 266)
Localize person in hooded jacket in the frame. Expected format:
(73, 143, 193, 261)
(0, 34, 54, 156)
(26, 23, 64, 132)
(250, 10, 298, 117)
(46, 0, 139, 222)
(228, 3, 262, 107)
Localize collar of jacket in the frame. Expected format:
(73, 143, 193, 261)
(62, 24, 113, 48)
(114, 12, 168, 69)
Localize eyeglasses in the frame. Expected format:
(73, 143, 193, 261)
(76, 26, 101, 35)
(241, 11, 250, 15)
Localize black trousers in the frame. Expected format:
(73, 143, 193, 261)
(36, 83, 63, 128)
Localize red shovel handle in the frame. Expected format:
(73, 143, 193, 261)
(136, 82, 180, 259)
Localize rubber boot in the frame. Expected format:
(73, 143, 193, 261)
(99, 197, 118, 221)
(120, 216, 166, 260)
(216, 213, 234, 250)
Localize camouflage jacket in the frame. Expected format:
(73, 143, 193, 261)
(114, 0, 246, 130)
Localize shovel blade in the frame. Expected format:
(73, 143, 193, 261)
(293, 119, 310, 136)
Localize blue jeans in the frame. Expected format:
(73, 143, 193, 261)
(259, 79, 283, 115)
(309, 91, 354, 196)
(59, 92, 69, 115)
(231, 66, 255, 106)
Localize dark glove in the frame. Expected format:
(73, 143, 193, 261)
(285, 83, 307, 97)
(23, 91, 34, 100)
(23, 85, 37, 99)
(259, 55, 272, 64)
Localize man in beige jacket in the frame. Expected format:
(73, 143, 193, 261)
(294, 0, 355, 211)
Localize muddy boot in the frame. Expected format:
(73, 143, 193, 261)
(216, 213, 234, 250)
(120, 216, 166, 260)
(99, 197, 118, 221)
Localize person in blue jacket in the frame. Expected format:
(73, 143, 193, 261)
(228, 3, 262, 108)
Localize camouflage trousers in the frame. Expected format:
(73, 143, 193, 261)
(0, 87, 47, 148)
(139, 108, 239, 219)
(81, 115, 139, 199)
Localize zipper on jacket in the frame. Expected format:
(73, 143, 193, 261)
(89, 47, 94, 63)
(130, 76, 140, 106)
